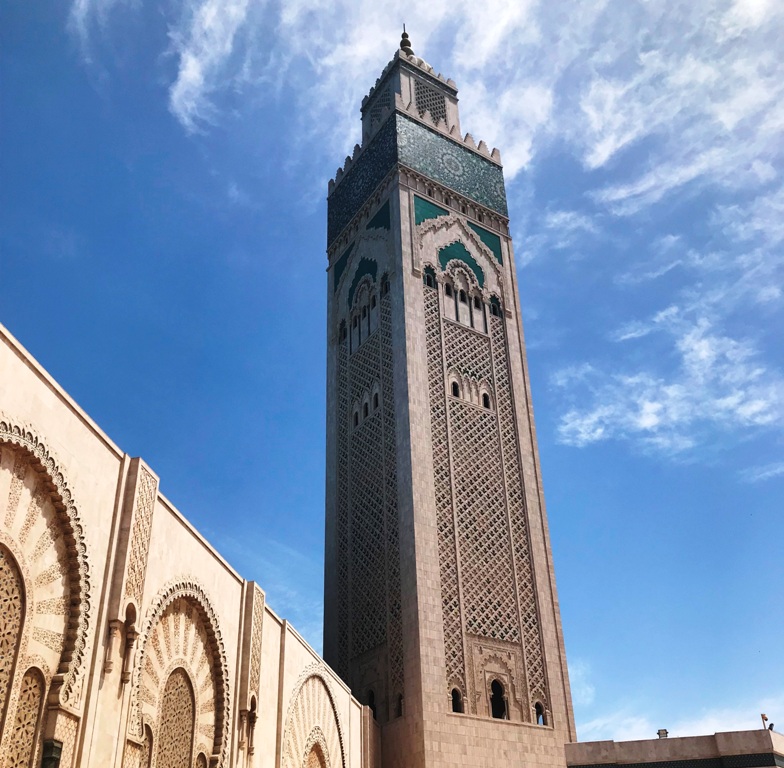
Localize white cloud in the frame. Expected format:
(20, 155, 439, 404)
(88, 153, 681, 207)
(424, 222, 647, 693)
(555, 317, 784, 452)
(579, 692, 784, 741)
(740, 461, 784, 483)
(569, 659, 596, 708)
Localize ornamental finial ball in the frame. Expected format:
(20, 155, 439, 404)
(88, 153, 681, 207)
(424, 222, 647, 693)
(400, 28, 414, 56)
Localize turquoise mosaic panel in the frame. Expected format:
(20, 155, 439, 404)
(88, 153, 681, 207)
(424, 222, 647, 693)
(397, 115, 508, 218)
(468, 222, 503, 264)
(333, 242, 354, 293)
(438, 241, 485, 288)
(366, 200, 391, 231)
(414, 196, 449, 225)
(348, 258, 378, 307)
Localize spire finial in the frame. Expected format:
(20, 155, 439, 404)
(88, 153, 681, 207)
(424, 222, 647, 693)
(400, 25, 414, 56)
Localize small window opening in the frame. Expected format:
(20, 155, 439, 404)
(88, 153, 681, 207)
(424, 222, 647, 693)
(367, 690, 377, 720)
(444, 284, 453, 297)
(396, 694, 404, 718)
(363, 403, 369, 419)
(353, 411, 359, 428)
(424, 273, 434, 288)
(339, 323, 347, 342)
(459, 290, 467, 304)
(371, 295, 376, 308)
(473, 296, 481, 310)
(482, 393, 491, 409)
(535, 702, 546, 725)
(478, 213, 484, 222)
(461, 205, 466, 214)
(352, 316, 358, 328)
(451, 688, 464, 713)
(427, 188, 433, 198)
(373, 393, 379, 410)
(451, 382, 460, 398)
(490, 679, 507, 720)
(382, 277, 390, 296)
(362, 306, 367, 318)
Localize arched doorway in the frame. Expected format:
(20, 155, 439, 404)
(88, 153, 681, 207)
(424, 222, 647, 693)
(155, 668, 195, 767)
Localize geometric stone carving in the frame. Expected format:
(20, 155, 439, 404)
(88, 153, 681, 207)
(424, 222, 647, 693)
(5, 666, 44, 768)
(156, 667, 195, 768)
(124, 466, 157, 608)
(0, 544, 24, 732)
(281, 664, 345, 768)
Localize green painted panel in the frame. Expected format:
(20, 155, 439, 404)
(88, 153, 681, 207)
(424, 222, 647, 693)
(347, 257, 378, 307)
(414, 196, 449, 225)
(438, 241, 485, 288)
(333, 243, 354, 293)
(468, 222, 503, 264)
(367, 200, 391, 231)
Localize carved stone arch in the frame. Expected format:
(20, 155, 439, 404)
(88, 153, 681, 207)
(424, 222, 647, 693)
(0, 416, 92, 709)
(127, 580, 230, 768)
(417, 215, 504, 299)
(281, 663, 346, 768)
(335, 228, 392, 310)
(303, 727, 329, 768)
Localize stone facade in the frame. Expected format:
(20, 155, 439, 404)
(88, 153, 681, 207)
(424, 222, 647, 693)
(0, 322, 378, 768)
(324, 33, 575, 768)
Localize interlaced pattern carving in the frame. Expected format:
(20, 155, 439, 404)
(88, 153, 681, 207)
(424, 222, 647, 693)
(424, 279, 550, 715)
(6, 667, 43, 768)
(368, 85, 392, 125)
(424, 288, 465, 693)
(414, 78, 447, 124)
(156, 668, 195, 768)
(335, 287, 402, 715)
(490, 315, 548, 709)
(0, 545, 24, 731)
(125, 468, 157, 606)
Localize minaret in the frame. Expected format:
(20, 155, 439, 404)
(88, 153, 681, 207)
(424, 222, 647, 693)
(324, 31, 576, 768)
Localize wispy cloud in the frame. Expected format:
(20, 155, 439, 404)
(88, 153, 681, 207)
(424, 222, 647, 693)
(740, 461, 784, 483)
(555, 316, 784, 452)
(579, 692, 784, 741)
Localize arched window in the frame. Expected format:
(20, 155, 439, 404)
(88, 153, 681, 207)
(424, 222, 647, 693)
(367, 690, 377, 720)
(373, 393, 379, 410)
(459, 289, 467, 304)
(396, 694, 404, 718)
(371, 295, 376, 309)
(363, 402, 369, 419)
(451, 688, 464, 713)
(490, 679, 507, 720)
(156, 668, 195, 767)
(444, 284, 453, 297)
(141, 724, 154, 768)
(482, 393, 491, 409)
(7, 667, 45, 768)
(535, 702, 546, 725)
(451, 381, 460, 398)
(473, 296, 481, 309)
(196, 754, 208, 768)
(339, 321, 347, 342)
(382, 276, 390, 296)
(353, 411, 359, 428)
(362, 306, 367, 319)
(490, 297, 502, 317)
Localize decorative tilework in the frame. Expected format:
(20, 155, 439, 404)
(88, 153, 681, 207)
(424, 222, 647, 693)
(438, 241, 485, 288)
(366, 200, 391, 231)
(414, 196, 448, 225)
(397, 115, 508, 217)
(347, 258, 378, 308)
(468, 222, 503, 264)
(333, 243, 354, 294)
(328, 118, 397, 245)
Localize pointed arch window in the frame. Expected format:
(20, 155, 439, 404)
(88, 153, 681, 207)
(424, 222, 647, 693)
(451, 381, 460, 398)
(490, 679, 507, 720)
(451, 688, 464, 713)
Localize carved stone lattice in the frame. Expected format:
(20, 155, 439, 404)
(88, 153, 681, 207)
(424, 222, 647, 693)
(156, 668, 195, 768)
(368, 84, 392, 125)
(248, 585, 265, 701)
(281, 665, 345, 768)
(414, 78, 447, 124)
(0, 545, 24, 731)
(424, 287, 465, 694)
(335, 282, 403, 716)
(124, 468, 157, 606)
(6, 667, 44, 768)
(490, 315, 548, 708)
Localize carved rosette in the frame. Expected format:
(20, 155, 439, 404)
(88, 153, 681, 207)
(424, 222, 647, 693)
(126, 580, 230, 768)
(0, 417, 91, 710)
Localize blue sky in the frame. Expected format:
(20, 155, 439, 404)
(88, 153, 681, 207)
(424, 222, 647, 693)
(2, 0, 782, 741)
